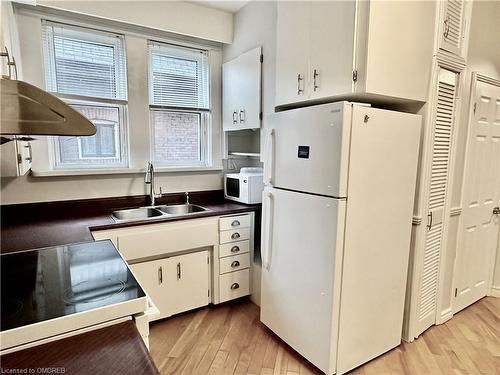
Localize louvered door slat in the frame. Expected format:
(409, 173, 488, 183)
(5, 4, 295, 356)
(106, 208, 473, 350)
(414, 68, 457, 337)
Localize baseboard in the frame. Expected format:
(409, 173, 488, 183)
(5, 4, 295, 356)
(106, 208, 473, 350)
(436, 307, 453, 324)
(489, 286, 500, 298)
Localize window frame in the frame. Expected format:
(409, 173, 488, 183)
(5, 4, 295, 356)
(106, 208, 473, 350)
(147, 40, 212, 168)
(42, 20, 130, 170)
(50, 100, 129, 169)
(149, 108, 210, 168)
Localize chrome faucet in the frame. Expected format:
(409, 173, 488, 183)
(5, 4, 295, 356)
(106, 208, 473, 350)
(144, 161, 161, 206)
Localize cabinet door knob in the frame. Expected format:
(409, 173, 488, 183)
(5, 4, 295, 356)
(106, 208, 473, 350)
(239, 110, 245, 123)
(231, 260, 240, 268)
(230, 283, 240, 290)
(232, 111, 238, 124)
(231, 232, 240, 240)
(231, 246, 240, 253)
(177, 262, 181, 280)
(231, 220, 240, 227)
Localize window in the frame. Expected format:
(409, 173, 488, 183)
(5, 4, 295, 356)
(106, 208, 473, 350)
(42, 21, 128, 169)
(148, 41, 210, 167)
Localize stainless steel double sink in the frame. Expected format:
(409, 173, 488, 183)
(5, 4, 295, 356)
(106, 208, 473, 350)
(112, 204, 209, 221)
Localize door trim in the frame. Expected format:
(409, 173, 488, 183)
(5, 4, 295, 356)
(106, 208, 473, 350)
(451, 72, 500, 314)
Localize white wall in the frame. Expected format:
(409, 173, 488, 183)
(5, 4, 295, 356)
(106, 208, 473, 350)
(1, 2, 229, 204)
(36, 0, 233, 43)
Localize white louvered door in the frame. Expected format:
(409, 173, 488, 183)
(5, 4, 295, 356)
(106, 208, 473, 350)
(414, 68, 458, 337)
(440, 0, 466, 57)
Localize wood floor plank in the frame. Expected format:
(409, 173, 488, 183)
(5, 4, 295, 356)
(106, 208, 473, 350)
(150, 297, 500, 375)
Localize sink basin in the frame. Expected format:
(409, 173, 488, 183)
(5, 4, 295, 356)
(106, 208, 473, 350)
(157, 204, 208, 215)
(112, 207, 163, 221)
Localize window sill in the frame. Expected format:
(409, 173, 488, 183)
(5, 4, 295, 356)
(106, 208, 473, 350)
(31, 166, 223, 177)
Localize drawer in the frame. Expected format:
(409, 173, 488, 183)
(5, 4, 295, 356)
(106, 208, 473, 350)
(219, 228, 250, 244)
(219, 240, 250, 258)
(219, 214, 251, 231)
(219, 253, 250, 274)
(219, 269, 250, 303)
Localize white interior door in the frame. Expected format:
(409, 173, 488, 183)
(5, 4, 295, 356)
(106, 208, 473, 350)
(454, 76, 500, 313)
(413, 68, 458, 337)
(260, 186, 343, 373)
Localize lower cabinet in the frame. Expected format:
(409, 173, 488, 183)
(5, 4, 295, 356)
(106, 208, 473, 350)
(130, 250, 209, 320)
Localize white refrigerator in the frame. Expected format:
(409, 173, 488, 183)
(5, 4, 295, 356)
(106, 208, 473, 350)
(260, 102, 421, 374)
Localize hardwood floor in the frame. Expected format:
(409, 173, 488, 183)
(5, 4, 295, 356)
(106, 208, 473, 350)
(149, 297, 500, 375)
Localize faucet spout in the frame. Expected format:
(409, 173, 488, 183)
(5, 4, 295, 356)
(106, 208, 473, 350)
(145, 161, 160, 206)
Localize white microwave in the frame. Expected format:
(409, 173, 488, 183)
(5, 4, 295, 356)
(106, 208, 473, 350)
(224, 167, 264, 204)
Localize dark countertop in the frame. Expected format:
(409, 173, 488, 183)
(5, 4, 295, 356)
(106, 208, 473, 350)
(0, 321, 159, 375)
(1, 190, 261, 253)
(0, 190, 260, 372)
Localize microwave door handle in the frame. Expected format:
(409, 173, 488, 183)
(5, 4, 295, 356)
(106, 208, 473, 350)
(265, 129, 275, 185)
(263, 191, 274, 270)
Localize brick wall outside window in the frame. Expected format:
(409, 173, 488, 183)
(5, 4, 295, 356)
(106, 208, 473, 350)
(153, 111, 201, 164)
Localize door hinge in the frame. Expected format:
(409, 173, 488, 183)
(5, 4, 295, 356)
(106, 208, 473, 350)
(259, 112, 263, 121)
(352, 70, 358, 82)
(260, 54, 263, 63)
(208, 289, 210, 297)
(207, 256, 210, 264)
(17, 153, 22, 164)
(454, 288, 458, 297)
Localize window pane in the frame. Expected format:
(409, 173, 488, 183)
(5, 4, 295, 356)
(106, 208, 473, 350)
(42, 22, 127, 100)
(55, 104, 126, 168)
(149, 42, 209, 109)
(152, 110, 202, 166)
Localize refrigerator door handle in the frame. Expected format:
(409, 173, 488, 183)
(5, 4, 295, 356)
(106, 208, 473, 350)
(265, 129, 275, 185)
(263, 191, 274, 270)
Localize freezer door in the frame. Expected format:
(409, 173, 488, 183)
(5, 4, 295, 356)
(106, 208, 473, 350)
(264, 102, 351, 197)
(260, 186, 344, 373)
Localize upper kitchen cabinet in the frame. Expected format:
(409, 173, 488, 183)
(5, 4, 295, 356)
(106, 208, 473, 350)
(438, 0, 472, 59)
(275, 1, 436, 108)
(1, 1, 22, 80)
(223, 46, 262, 131)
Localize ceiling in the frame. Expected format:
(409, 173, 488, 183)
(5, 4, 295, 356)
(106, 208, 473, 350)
(191, 0, 250, 13)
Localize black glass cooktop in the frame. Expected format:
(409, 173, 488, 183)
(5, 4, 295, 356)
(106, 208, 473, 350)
(0, 240, 145, 332)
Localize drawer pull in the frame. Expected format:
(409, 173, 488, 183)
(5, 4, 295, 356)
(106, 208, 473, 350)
(230, 283, 240, 290)
(231, 246, 240, 253)
(231, 220, 240, 227)
(231, 232, 240, 240)
(177, 262, 181, 280)
(231, 261, 240, 268)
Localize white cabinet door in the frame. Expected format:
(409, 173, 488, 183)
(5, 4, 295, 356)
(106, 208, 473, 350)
(166, 250, 209, 316)
(309, 1, 355, 100)
(275, 1, 310, 107)
(223, 47, 262, 131)
(439, 0, 469, 58)
(222, 58, 238, 130)
(130, 259, 170, 320)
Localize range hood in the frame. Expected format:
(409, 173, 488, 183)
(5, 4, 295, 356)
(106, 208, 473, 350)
(0, 78, 96, 136)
